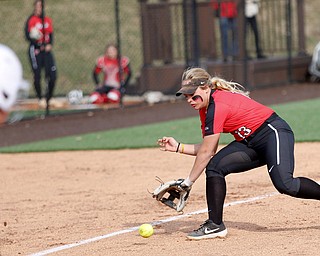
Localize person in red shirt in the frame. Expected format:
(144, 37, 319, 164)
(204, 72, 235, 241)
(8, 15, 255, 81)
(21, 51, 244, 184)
(89, 43, 132, 104)
(158, 67, 320, 240)
(24, 0, 57, 107)
(211, 0, 239, 61)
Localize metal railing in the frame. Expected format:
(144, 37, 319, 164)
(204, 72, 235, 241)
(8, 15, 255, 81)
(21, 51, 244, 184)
(140, 0, 306, 66)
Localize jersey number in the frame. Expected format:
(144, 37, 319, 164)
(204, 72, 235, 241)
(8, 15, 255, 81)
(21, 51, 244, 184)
(235, 126, 252, 139)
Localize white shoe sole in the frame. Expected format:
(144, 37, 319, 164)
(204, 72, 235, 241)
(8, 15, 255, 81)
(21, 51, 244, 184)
(186, 229, 228, 240)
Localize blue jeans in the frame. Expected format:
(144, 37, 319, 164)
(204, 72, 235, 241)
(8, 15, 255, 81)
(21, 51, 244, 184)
(219, 17, 238, 59)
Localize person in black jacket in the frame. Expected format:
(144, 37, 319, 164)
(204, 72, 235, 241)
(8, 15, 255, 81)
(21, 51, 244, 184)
(25, 0, 57, 107)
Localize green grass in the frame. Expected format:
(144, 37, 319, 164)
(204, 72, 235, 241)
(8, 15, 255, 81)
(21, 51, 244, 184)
(271, 98, 320, 141)
(1, 98, 319, 153)
(0, 0, 142, 97)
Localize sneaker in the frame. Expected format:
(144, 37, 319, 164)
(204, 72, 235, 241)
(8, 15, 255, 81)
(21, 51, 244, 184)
(257, 54, 267, 59)
(50, 98, 64, 108)
(38, 99, 46, 108)
(187, 220, 227, 240)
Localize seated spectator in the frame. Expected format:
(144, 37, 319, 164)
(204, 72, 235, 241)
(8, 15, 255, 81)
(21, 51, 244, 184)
(89, 43, 132, 104)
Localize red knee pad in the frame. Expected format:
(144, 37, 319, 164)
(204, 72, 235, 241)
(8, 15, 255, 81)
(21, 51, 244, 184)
(89, 92, 108, 104)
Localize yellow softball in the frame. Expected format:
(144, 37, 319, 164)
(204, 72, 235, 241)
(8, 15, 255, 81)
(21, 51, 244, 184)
(139, 223, 154, 238)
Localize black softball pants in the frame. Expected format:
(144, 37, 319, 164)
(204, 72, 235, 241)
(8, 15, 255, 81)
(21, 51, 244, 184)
(28, 45, 57, 101)
(205, 114, 320, 224)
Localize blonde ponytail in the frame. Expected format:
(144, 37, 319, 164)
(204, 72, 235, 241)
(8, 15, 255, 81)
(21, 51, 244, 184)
(210, 77, 250, 97)
(181, 67, 249, 97)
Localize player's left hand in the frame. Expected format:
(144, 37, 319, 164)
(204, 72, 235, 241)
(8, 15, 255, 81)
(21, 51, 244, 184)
(152, 178, 192, 212)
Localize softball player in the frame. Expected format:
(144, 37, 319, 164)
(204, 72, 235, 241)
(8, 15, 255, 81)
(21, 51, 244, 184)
(158, 67, 320, 240)
(24, 0, 57, 106)
(90, 43, 131, 104)
(0, 44, 29, 124)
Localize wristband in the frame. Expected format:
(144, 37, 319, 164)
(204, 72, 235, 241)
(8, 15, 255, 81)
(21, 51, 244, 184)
(183, 177, 194, 187)
(176, 142, 180, 153)
(181, 143, 185, 153)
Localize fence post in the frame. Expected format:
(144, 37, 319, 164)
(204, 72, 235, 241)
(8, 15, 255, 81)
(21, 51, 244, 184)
(296, 0, 306, 55)
(191, 0, 199, 67)
(114, 0, 124, 108)
(237, 0, 246, 61)
(285, 0, 292, 83)
(238, 0, 249, 88)
(139, 0, 152, 66)
(182, 0, 189, 67)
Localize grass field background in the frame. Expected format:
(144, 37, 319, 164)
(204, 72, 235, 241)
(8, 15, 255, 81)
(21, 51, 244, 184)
(1, 98, 319, 153)
(0, 0, 141, 96)
(0, 0, 319, 97)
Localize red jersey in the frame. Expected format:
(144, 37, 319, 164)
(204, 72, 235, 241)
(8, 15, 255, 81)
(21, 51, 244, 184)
(199, 90, 274, 141)
(26, 15, 53, 45)
(210, 1, 238, 18)
(94, 56, 130, 89)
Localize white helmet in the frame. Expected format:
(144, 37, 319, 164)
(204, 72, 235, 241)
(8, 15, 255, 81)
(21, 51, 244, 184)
(67, 89, 83, 105)
(0, 44, 29, 111)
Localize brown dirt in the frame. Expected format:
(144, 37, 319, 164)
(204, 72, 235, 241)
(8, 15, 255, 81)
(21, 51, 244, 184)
(0, 83, 319, 255)
(1, 144, 319, 256)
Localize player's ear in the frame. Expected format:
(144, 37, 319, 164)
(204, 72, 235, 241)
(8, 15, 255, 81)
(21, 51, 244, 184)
(200, 85, 209, 92)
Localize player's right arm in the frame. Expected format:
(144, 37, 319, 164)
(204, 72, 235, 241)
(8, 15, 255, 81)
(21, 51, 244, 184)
(92, 57, 105, 87)
(24, 15, 34, 43)
(92, 66, 101, 87)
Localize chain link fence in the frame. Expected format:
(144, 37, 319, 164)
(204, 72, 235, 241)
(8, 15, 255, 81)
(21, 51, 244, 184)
(0, 0, 142, 99)
(1, 0, 318, 100)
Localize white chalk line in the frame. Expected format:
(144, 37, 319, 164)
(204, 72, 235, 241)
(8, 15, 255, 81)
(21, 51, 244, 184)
(28, 192, 278, 256)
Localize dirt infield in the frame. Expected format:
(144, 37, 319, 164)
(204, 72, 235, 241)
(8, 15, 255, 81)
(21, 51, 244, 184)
(1, 83, 319, 255)
(1, 143, 319, 256)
